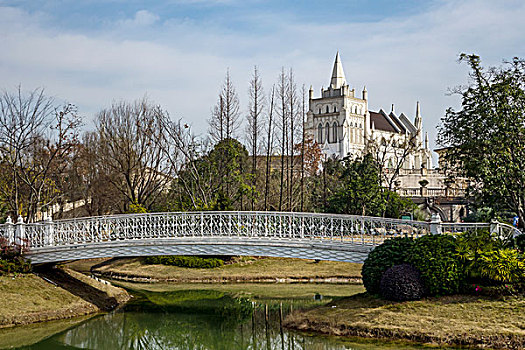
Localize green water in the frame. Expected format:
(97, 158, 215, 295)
(2, 284, 455, 350)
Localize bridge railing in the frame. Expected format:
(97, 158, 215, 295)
(0, 211, 521, 251)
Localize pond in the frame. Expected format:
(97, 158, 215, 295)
(2, 283, 456, 349)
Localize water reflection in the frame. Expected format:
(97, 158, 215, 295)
(13, 288, 455, 350)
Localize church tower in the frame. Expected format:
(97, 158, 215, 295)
(306, 52, 368, 158)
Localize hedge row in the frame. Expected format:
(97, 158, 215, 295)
(144, 255, 224, 268)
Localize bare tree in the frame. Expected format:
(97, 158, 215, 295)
(263, 86, 276, 211)
(161, 118, 216, 210)
(366, 131, 420, 216)
(209, 96, 225, 143)
(276, 68, 289, 211)
(63, 132, 121, 217)
(367, 132, 419, 193)
(246, 66, 265, 210)
(287, 68, 299, 211)
(300, 85, 307, 211)
(94, 97, 173, 212)
(0, 86, 81, 222)
(208, 69, 241, 143)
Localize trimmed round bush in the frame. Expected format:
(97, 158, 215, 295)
(380, 264, 425, 301)
(362, 237, 414, 295)
(407, 234, 464, 296)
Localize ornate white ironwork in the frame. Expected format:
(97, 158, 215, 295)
(0, 211, 521, 264)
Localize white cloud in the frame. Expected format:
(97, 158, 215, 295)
(118, 10, 160, 27)
(0, 0, 524, 152)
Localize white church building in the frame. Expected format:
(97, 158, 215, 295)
(306, 52, 432, 170)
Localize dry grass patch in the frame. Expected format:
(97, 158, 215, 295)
(0, 274, 95, 327)
(285, 293, 525, 349)
(92, 257, 362, 282)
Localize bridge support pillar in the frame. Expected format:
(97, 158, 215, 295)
(45, 217, 54, 246)
(15, 215, 25, 246)
(430, 213, 442, 235)
(5, 217, 14, 245)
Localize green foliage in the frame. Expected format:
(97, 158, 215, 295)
(0, 238, 32, 275)
(324, 154, 414, 218)
(408, 234, 464, 296)
(463, 207, 495, 223)
(383, 191, 417, 219)
(477, 249, 524, 283)
(126, 201, 148, 214)
(455, 229, 502, 279)
(362, 237, 415, 295)
(412, 207, 430, 221)
(380, 264, 425, 301)
(516, 234, 525, 252)
(168, 138, 252, 211)
(438, 54, 525, 228)
(144, 255, 224, 268)
(456, 229, 524, 284)
(209, 191, 233, 211)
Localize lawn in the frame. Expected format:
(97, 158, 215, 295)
(89, 256, 363, 282)
(285, 293, 525, 350)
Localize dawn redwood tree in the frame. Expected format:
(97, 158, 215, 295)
(276, 68, 289, 211)
(246, 66, 265, 210)
(438, 54, 525, 226)
(208, 69, 241, 143)
(263, 85, 276, 211)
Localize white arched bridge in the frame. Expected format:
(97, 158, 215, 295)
(0, 211, 521, 264)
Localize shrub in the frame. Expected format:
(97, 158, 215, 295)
(455, 229, 502, 280)
(0, 238, 31, 275)
(144, 255, 224, 268)
(408, 234, 464, 296)
(477, 249, 524, 284)
(516, 234, 525, 253)
(362, 237, 414, 295)
(456, 229, 524, 284)
(380, 264, 425, 301)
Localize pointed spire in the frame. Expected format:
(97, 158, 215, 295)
(391, 104, 395, 113)
(330, 51, 346, 89)
(425, 132, 429, 149)
(362, 86, 368, 100)
(415, 101, 422, 130)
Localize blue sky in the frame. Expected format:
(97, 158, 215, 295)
(1, 0, 524, 156)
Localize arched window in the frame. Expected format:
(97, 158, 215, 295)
(333, 105, 337, 113)
(318, 108, 321, 114)
(326, 106, 329, 113)
(332, 122, 338, 142)
(325, 122, 330, 143)
(317, 123, 323, 143)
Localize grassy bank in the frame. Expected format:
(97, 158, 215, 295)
(116, 281, 365, 300)
(88, 257, 362, 282)
(284, 293, 525, 350)
(0, 268, 129, 328)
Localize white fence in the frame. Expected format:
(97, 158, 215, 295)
(0, 212, 521, 264)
